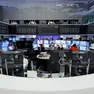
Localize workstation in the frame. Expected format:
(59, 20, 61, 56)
(0, 34, 93, 78)
(1, 0, 94, 94)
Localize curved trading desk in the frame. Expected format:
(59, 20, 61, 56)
(0, 74, 94, 94)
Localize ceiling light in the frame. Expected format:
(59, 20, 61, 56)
(67, 4, 70, 6)
(70, 4, 73, 6)
(56, 4, 62, 7)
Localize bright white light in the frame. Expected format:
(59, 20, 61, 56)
(56, 4, 62, 7)
(67, 4, 70, 6)
(70, 4, 73, 6)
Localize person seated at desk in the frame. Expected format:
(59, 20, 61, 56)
(56, 45, 60, 50)
(70, 44, 79, 52)
(39, 44, 45, 52)
(23, 55, 28, 70)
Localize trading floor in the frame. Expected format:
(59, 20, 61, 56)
(0, 35, 94, 78)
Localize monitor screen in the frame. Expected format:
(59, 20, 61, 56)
(33, 44, 38, 48)
(37, 40, 43, 44)
(71, 41, 80, 47)
(9, 37, 12, 41)
(80, 46, 87, 51)
(50, 40, 55, 44)
(60, 40, 67, 49)
(8, 46, 14, 51)
(33, 40, 37, 44)
(80, 41, 89, 47)
(16, 38, 20, 41)
(66, 41, 71, 48)
(33, 40, 38, 48)
(37, 40, 43, 47)
(2, 42, 9, 51)
(55, 40, 60, 44)
(12, 38, 16, 42)
(60, 40, 66, 44)
(55, 40, 61, 47)
(44, 40, 49, 44)
(26, 38, 31, 40)
(44, 44, 49, 48)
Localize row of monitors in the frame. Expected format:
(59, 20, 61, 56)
(0, 41, 14, 51)
(33, 40, 89, 51)
(0, 38, 89, 51)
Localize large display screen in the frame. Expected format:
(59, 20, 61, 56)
(55, 40, 61, 46)
(33, 40, 38, 49)
(79, 41, 89, 51)
(80, 41, 89, 47)
(37, 40, 43, 47)
(43, 40, 49, 48)
(60, 40, 67, 49)
(66, 40, 71, 48)
(1, 41, 9, 51)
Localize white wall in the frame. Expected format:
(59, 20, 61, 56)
(2, 6, 82, 20)
(0, 0, 89, 20)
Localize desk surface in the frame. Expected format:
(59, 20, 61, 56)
(37, 54, 51, 60)
(0, 74, 94, 91)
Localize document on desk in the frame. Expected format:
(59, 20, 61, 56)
(37, 54, 51, 60)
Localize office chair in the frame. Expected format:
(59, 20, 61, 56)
(76, 52, 90, 75)
(59, 50, 72, 77)
(88, 51, 94, 74)
(5, 58, 15, 75)
(72, 52, 90, 76)
(47, 51, 60, 73)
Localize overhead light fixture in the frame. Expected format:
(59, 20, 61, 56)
(67, 4, 70, 6)
(56, 4, 62, 7)
(70, 4, 73, 6)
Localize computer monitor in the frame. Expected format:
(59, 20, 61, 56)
(33, 40, 38, 50)
(79, 41, 89, 51)
(44, 40, 49, 44)
(26, 38, 31, 40)
(44, 40, 49, 48)
(8, 46, 14, 51)
(80, 46, 87, 51)
(71, 41, 80, 48)
(55, 40, 60, 45)
(44, 44, 49, 48)
(60, 40, 67, 49)
(37, 40, 43, 47)
(66, 40, 71, 48)
(12, 38, 16, 42)
(80, 41, 89, 46)
(33, 44, 38, 48)
(1, 41, 9, 51)
(9, 37, 12, 41)
(16, 37, 20, 41)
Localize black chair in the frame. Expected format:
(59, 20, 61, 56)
(88, 51, 94, 74)
(27, 49, 37, 70)
(63, 50, 72, 76)
(72, 52, 90, 76)
(47, 51, 60, 73)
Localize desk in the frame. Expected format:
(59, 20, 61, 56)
(37, 54, 51, 71)
(0, 74, 94, 94)
(37, 54, 51, 60)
